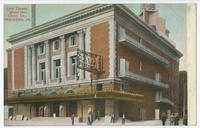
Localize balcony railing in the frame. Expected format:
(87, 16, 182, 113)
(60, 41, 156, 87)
(118, 27, 169, 66)
(119, 58, 168, 89)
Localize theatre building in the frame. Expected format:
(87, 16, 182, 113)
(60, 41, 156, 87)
(5, 4, 182, 122)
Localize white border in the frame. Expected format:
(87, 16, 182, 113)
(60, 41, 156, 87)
(1, 1, 199, 128)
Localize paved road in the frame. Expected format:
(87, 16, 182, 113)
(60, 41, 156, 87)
(4, 117, 185, 126)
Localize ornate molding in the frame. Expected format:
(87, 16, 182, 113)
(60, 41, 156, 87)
(7, 5, 114, 44)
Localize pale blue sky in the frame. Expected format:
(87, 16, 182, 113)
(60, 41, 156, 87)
(4, 4, 187, 71)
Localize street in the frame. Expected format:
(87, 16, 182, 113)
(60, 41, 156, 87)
(4, 117, 185, 126)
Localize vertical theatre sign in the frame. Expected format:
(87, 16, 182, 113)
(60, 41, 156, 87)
(77, 49, 103, 74)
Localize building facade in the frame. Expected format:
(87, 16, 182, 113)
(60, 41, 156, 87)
(5, 4, 182, 122)
(179, 71, 187, 118)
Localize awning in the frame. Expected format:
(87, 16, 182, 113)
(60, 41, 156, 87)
(4, 90, 144, 104)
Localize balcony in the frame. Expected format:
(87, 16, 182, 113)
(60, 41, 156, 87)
(155, 98, 174, 106)
(118, 27, 169, 66)
(119, 58, 168, 89)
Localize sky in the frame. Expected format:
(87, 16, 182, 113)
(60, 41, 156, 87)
(4, 4, 187, 71)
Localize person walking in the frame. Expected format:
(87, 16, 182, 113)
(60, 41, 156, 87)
(71, 114, 75, 126)
(183, 114, 187, 125)
(170, 113, 175, 125)
(174, 113, 180, 125)
(122, 113, 125, 125)
(87, 112, 90, 125)
(97, 110, 100, 120)
(111, 113, 115, 123)
(161, 112, 167, 126)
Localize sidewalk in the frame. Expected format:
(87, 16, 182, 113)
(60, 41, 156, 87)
(4, 117, 184, 126)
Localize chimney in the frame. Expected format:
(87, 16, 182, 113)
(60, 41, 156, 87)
(139, 4, 170, 37)
(31, 4, 36, 27)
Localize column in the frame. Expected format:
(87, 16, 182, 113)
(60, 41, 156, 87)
(24, 46, 28, 88)
(78, 30, 85, 80)
(45, 40, 50, 84)
(31, 45, 36, 86)
(60, 35, 66, 82)
(85, 27, 91, 80)
(27, 46, 32, 87)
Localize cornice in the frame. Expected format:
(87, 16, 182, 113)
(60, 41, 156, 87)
(115, 4, 183, 58)
(7, 4, 114, 44)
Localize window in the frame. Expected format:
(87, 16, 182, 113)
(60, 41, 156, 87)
(39, 44, 45, 55)
(139, 61, 142, 72)
(39, 63, 45, 81)
(120, 83, 130, 92)
(53, 40, 60, 51)
(155, 91, 162, 100)
(69, 35, 77, 47)
(54, 59, 61, 79)
(70, 56, 77, 76)
(96, 84, 103, 91)
(139, 37, 142, 44)
(155, 73, 160, 81)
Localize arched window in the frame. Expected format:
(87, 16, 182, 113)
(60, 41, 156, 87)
(48, 90, 59, 96)
(64, 89, 76, 95)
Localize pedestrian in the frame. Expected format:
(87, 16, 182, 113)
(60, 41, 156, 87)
(111, 113, 115, 123)
(90, 111, 93, 125)
(87, 112, 90, 125)
(183, 114, 187, 125)
(161, 112, 167, 126)
(170, 113, 175, 125)
(174, 113, 180, 125)
(97, 110, 100, 120)
(71, 114, 75, 125)
(122, 113, 125, 125)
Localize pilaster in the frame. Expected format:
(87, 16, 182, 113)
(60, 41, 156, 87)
(60, 35, 66, 82)
(45, 40, 50, 84)
(77, 29, 85, 80)
(27, 46, 32, 87)
(31, 45, 36, 86)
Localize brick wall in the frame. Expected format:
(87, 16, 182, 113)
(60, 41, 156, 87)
(7, 50, 12, 97)
(116, 23, 180, 118)
(91, 22, 110, 79)
(14, 48, 24, 89)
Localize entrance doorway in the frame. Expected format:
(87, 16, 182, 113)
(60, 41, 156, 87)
(36, 104, 44, 117)
(53, 103, 59, 117)
(69, 101, 77, 116)
(95, 100, 105, 117)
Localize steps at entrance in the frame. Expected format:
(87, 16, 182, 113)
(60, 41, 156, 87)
(31, 117, 79, 122)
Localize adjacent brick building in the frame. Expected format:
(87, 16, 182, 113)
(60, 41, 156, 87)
(179, 71, 187, 118)
(5, 4, 182, 122)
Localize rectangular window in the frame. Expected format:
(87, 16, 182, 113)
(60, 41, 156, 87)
(139, 61, 142, 72)
(139, 37, 142, 44)
(70, 56, 77, 76)
(155, 73, 160, 81)
(54, 59, 61, 79)
(120, 83, 130, 92)
(53, 40, 60, 51)
(39, 44, 45, 55)
(39, 63, 45, 81)
(96, 84, 103, 91)
(69, 35, 76, 47)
